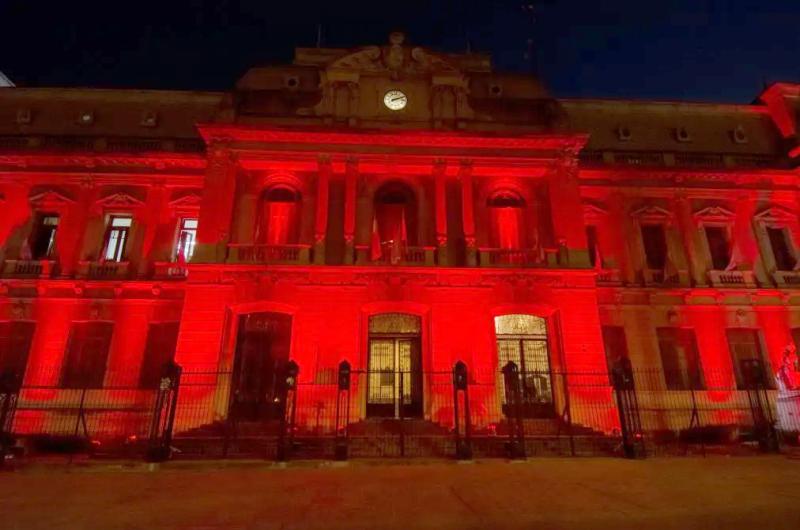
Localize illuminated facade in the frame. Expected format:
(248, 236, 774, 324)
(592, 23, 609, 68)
(1, 33, 800, 450)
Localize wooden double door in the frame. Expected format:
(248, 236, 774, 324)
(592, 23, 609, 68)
(230, 312, 292, 421)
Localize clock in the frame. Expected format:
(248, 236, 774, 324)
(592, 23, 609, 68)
(383, 89, 408, 111)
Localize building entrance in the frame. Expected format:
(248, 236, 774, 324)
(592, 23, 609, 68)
(366, 313, 423, 418)
(229, 312, 292, 421)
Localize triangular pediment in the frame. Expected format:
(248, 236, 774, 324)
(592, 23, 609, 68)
(693, 206, 736, 222)
(169, 192, 203, 209)
(29, 189, 74, 208)
(754, 205, 798, 223)
(582, 202, 608, 221)
(96, 192, 144, 209)
(631, 205, 673, 220)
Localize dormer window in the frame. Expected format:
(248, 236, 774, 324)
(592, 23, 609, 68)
(77, 111, 94, 126)
(140, 111, 158, 127)
(675, 127, 692, 142)
(16, 108, 32, 125)
(731, 125, 748, 144)
(616, 126, 632, 141)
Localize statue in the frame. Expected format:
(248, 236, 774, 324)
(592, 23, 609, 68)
(775, 342, 800, 436)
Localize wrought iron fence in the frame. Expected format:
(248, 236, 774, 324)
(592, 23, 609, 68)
(2, 358, 797, 461)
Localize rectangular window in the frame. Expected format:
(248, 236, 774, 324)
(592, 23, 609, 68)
(176, 218, 198, 262)
(29, 214, 59, 259)
(103, 216, 132, 262)
(586, 225, 599, 267)
(60, 322, 113, 389)
(601, 326, 629, 384)
(657, 328, 704, 390)
(138, 322, 180, 389)
(766, 227, 795, 271)
(726, 328, 769, 390)
(704, 226, 731, 270)
(0, 321, 36, 379)
(641, 224, 667, 269)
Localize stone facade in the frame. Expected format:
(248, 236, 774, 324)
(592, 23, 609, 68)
(1, 34, 800, 442)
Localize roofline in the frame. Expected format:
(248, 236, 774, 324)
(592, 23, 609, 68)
(558, 97, 771, 114)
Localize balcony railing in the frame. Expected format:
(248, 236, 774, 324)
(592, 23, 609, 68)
(153, 262, 189, 280)
(708, 270, 756, 288)
(478, 248, 547, 268)
(773, 270, 800, 288)
(77, 260, 130, 280)
(596, 268, 622, 285)
(356, 244, 436, 266)
(227, 244, 311, 265)
(1, 259, 56, 278)
(642, 268, 686, 287)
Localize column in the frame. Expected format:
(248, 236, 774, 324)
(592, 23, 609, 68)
(136, 183, 169, 277)
(673, 195, 704, 286)
(314, 156, 332, 265)
(459, 160, 477, 266)
(343, 157, 358, 264)
(547, 159, 589, 267)
(433, 159, 448, 266)
(194, 147, 238, 263)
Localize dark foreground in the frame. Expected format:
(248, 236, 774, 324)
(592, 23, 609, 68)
(1, 457, 799, 530)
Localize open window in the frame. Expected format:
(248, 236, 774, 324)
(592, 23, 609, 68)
(726, 328, 771, 390)
(175, 218, 198, 262)
(103, 216, 132, 262)
(641, 224, 667, 270)
(257, 187, 301, 245)
(371, 182, 417, 263)
(487, 191, 525, 250)
(28, 213, 59, 260)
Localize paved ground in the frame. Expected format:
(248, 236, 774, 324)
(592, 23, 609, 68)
(1, 456, 799, 530)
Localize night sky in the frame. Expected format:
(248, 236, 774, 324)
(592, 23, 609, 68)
(1, 0, 798, 102)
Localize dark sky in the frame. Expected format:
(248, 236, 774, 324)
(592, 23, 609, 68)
(1, 0, 798, 102)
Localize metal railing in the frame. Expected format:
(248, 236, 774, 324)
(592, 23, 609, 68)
(227, 244, 311, 264)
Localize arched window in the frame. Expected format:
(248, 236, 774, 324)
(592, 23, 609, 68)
(487, 191, 525, 250)
(372, 182, 417, 262)
(257, 186, 301, 245)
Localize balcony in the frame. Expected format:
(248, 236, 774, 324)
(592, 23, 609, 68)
(77, 260, 130, 280)
(227, 244, 311, 265)
(1, 259, 56, 278)
(477, 248, 555, 268)
(642, 268, 687, 287)
(596, 268, 622, 285)
(153, 262, 189, 280)
(773, 270, 800, 288)
(708, 270, 757, 288)
(355, 244, 436, 266)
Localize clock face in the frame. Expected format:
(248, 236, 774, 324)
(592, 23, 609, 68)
(383, 90, 408, 111)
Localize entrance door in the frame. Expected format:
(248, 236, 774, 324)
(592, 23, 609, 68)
(495, 314, 554, 418)
(230, 312, 292, 421)
(366, 313, 423, 418)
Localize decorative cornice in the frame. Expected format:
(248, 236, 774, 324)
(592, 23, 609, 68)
(0, 153, 206, 171)
(197, 124, 589, 155)
(96, 192, 145, 209)
(29, 189, 75, 208)
(693, 205, 736, 222)
(168, 191, 203, 209)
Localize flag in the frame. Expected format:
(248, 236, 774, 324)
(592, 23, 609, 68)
(370, 217, 382, 262)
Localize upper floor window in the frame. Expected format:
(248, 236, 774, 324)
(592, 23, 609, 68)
(704, 226, 732, 270)
(0, 321, 36, 381)
(176, 218, 198, 262)
(29, 214, 59, 259)
(258, 187, 300, 245)
(372, 182, 417, 262)
(60, 321, 113, 389)
(766, 226, 796, 271)
(657, 328, 704, 390)
(487, 192, 524, 250)
(103, 216, 132, 262)
(586, 225, 600, 267)
(641, 224, 667, 269)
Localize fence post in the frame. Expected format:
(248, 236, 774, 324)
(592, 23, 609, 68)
(611, 358, 645, 459)
(0, 370, 22, 467)
(145, 361, 183, 462)
(452, 361, 472, 460)
(277, 360, 299, 462)
(741, 359, 779, 453)
(334, 360, 351, 460)
(502, 361, 526, 459)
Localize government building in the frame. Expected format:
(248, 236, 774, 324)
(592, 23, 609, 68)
(1, 33, 799, 458)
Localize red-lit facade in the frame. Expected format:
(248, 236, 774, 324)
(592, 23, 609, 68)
(2, 34, 800, 445)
